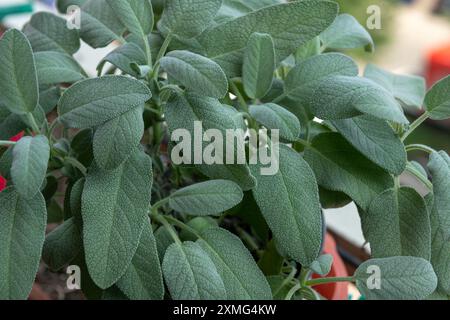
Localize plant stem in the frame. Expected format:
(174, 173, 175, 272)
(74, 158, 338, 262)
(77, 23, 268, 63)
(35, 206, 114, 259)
(152, 33, 173, 79)
(272, 93, 288, 104)
(64, 157, 87, 176)
(153, 214, 182, 245)
(401, 112, 429, 142)
(305, 276, 355, 287)
(143, 35, 153, 66)
(0, 140, 16, 147)
(152, 197, 170, 212)
(405, 144, 435, 155)
(284, 283, 301, 300)
(405, 164, 433, 191)
(296, 137, 311, 148)
(26, 112, 40, 133)
(229, 81, 249, 113)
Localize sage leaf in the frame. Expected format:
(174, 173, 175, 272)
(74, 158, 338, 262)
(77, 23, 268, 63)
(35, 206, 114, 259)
(364, 64, 426, 110)
(117, 220, 164, 300)
(58, 75, 151, 129)
(79, 0, 126, 48)
(93, 106, 144, 170)
(35, 51, 87, 85)
(164, 92, 256, 190)
(310, 76, 409, 124)
(169, 180, 243, 216)
(355, 257, 437, 300)
(251, 144, 323, 266)
(249, 103, 300, 141)
(42, 218, 82, 271)
(23, 12, 80, 55)
(331, 115, 407, 175)
(320, 14, 374, 52)
(428, 151, 450, 294)
(304, 133, 394, 211)
(215, 0, 282, 23)
(11, 135, 50, 199)
(159, 0, 222, 39)
(0, 29, 39, 115)
(243, 33, 275, 99)
(107, 0, 154, 37)
(198, 0, 338, 77)
(362, 187, 431, 260)
(310, 254, 333, 276)
(284, 53, 358, 105)
(97, 42, 147, 77)
(425, 75, 450, 120)
(197, 227, 272, 300)
(0, 188, 47, 300)
(160, 50, 228, 99)
(163, 241, 227, 300)
(155, 226, 175, 261)
(82, 149, 153, 289)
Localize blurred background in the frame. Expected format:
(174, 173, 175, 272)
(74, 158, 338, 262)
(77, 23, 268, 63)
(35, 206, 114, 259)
(0, 0, 449, 300)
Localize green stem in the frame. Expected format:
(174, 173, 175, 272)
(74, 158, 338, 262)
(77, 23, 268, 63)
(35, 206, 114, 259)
(65, 157, 87, 176)
(405, 165, 433, 191)
(153, 214, 182, 245)
(163, 215, 202, 239)
(143, 35, 153, 67)
(152, 197, 170, 212)
(296, 137, 311, 148)
(405, 144, 435, 155)
(401, 112, 429, 142)
(284, 283, 301, 300)
(229, 81, 249, 113)
(0, 140, 16, 147)
(272, 93, 288, 104)
(305, 276, 355, 287)
(152, 33, 173, 79)
(26, 112, 40, 133)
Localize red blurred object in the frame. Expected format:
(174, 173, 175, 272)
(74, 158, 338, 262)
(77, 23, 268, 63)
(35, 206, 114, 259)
(426, 43, 450, 87)
(0, 132, 24, 191)
(10, 131, 24, 142)
(312, 233, 349, 300)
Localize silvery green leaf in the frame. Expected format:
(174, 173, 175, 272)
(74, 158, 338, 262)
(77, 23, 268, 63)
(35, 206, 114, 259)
(198, 0, 338, 77)
(0, 188, 47, 300)
(117, 220, 164, 300)
(160, 50, 228, 99)
(215, 0, 283, 24)
(11, 135, 50, 199)
(249, 103, 300, 141)
(163, 241, 227, 300)
(251, 144, 323, 266)
(197, 227, 272, 299)
(294, 37, 321, 64)
(284, 53, 358, 104)
(310, 254, 333, 276)
(362, 187, 431, 260)
(42, 218, 82, 271)
(159, 0, 222, 39)
(365, 64, 426, 110)
(169, 180, 243, 216)
(310, 76, 409, 124)
(107, 0, 154, 37)
(93, 106, 144, 170)
(304, 133, 394, 211)
(35, 51, 87, 85)
(320, 14, 374, 52)
(82, 149, 153, 289)
(355, 257, 437, 300)
(243, 33, 275, 99)
(425, 75, 450, 120)
(428, 151, 450, 294)
(23, 12, 80, 55)
(163, 92, 256, 190)
(97, 42, 147, 77)
(0, 29, 39, 115)
(331, 115, 407, 175)
(79, 0, 126, 48)
(58, 75, 151, 129)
